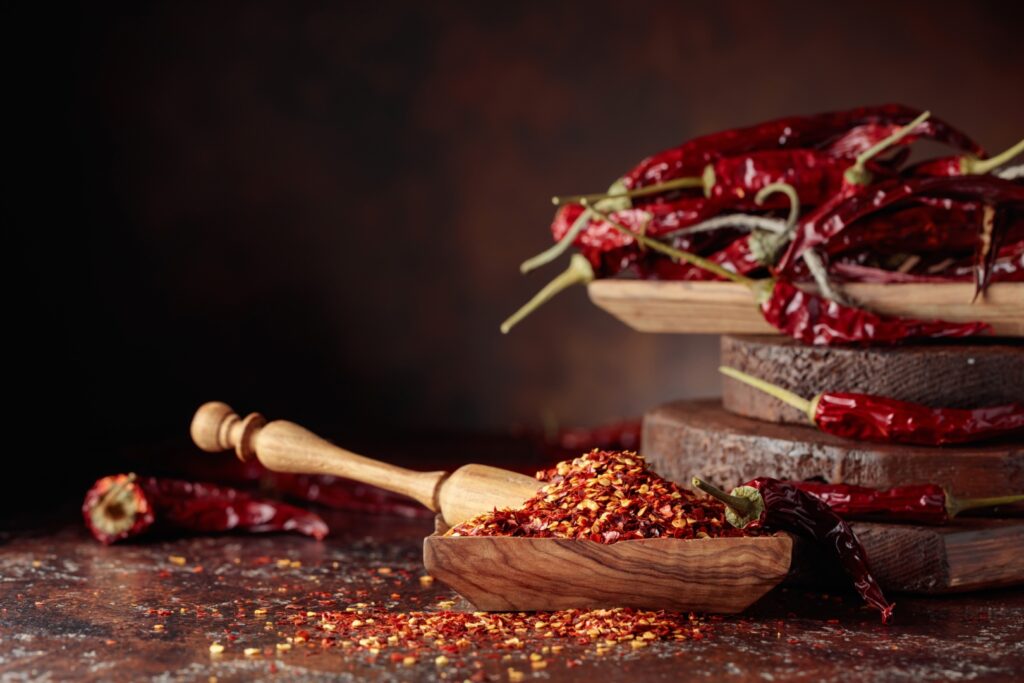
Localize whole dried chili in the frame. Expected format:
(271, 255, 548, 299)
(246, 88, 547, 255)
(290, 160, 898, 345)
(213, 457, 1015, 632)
(623, 104, 983, 190)
(82, 473, 329, 544)
(757, 279, 989, 346)
(906, 138, 1024, 178)
(720, 366, 1024, 445)
(692, 477, 894, 623)
(790, 482, 1024, 525)
(447, 450, 749, 543)
(581, 202, 991, 345)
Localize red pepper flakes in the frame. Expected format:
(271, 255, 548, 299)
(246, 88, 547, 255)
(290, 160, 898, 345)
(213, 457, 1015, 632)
(293, 607, 708, 660)
(447, 450, 752, 542)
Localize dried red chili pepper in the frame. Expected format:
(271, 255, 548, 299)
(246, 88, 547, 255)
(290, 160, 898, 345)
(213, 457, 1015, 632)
(720, 366, 1024, 445)
(777, 174, 1024, 274)
(82, 473, 329, 544)
(692, 476, 894, 623)
(757, 279, 989, 346)
(790, 482, 1024, 525)
(906, 138, 1023, 178)
(623, 104, 983, 190)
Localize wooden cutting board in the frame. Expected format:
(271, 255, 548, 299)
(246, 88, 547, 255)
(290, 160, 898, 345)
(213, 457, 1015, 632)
(587, 280, 1024, 336)
(644, 399, 1024, 498)
(720, 335, 1024, 425)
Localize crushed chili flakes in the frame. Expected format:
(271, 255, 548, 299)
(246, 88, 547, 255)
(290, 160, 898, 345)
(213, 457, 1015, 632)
(448, 450, 751, 542)
(295, 606, 708, 660)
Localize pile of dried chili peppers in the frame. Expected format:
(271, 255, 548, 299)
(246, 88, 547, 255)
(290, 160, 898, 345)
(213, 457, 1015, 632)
(83, 473, 329, 544)
(447, 449, 748, 542)
(504, 104, 1023, 346)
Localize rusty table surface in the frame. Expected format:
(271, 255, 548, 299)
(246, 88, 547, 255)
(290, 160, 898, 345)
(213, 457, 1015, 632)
(2, 510, 1023, 683)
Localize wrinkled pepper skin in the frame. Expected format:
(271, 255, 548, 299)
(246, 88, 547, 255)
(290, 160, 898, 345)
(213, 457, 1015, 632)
(82, 474, 329, 545)
(793, 482, 951, 525)
(740, 477, 894, 623)
(624, 104, 984, 190)
(759, 280, 990, 346)
(777, 175, 1024, 274)
(812, 394, 1024, 446)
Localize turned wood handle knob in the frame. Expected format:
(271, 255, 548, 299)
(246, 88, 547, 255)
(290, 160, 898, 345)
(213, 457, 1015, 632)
(190, 401, 268, 462)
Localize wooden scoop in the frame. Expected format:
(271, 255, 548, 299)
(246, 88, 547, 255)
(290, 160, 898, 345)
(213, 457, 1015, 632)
(191, 401, 792, 613)
(190, 401, 540, 526)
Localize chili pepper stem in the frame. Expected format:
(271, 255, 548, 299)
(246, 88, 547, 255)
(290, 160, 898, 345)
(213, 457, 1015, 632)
(578, 200, 759, 288)
(946, 492, 1024, 519)
(520, 209, 592, 274)
(845, 110, 931, 185)
(551, 175, 705, 207)
(718, 366, 816, 421)
(691, 477, 765, 529)
(501, 254, 594, 334)
(965, 138, 1024, 175)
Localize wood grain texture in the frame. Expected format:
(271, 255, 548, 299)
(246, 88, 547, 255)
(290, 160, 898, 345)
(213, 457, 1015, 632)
(795, 519, 1024, 594)
(721, 335, 1024, 424)
(587, 281, 1024, 336)
(643, 400, 1023, 498)
(423, 534, 792, 613)
(191, 402, 540, 525)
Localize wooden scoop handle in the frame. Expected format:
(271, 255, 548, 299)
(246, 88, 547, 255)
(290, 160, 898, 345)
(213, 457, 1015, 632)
(190, 401, 448, 512)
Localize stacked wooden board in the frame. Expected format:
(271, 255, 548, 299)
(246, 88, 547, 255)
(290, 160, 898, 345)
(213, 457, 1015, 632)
(640, 335, 1023, 593)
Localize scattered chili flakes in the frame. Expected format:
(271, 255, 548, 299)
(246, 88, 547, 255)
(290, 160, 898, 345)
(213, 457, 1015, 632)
(292, 606, 708, 660)
(448, 450, 752, 542)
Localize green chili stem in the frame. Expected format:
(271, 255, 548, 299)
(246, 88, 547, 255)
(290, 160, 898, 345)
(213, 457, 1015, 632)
(501, 254, 595, 334)
(551, 175, 704, 207)
(520, 209, 593, 274)
(845, 110, 931, 185)
(691, 477, 755, 516)
(718, 366, 815, 422)
(579, 201, 759, 288)
(966, 138, 1024, 175)
(755, 182, 801, 231)
(946, 492, 1024, 519)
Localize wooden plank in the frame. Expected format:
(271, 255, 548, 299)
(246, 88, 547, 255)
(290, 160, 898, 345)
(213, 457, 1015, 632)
(423, 534, 792, 613)
(587, 280, 1024, 336)
(720, 335, 1024, 425)
(643, 399, 1024, 499)
(793, 519, 1024, 594)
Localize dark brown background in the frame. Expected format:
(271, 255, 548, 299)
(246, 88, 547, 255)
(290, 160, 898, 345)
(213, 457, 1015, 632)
(11, 1, 1024, 505)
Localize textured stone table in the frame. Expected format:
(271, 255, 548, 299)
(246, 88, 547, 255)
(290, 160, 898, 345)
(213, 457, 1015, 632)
(2, 510, 1023, 682)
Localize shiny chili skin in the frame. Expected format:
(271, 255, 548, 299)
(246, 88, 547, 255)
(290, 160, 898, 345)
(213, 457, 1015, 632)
(759, 279, 990, 346)
(82, 474, 329, 544)
(792, 482, 951, 525)
(812, 393, 1024, 445)
(704, 149, 852, 209)
(777, 175, 1024, 274)
(822, 200, 985, 258)
(552, 203, 743, 279)
(624, 104, 983, 190)
(740, 477, 894, 623)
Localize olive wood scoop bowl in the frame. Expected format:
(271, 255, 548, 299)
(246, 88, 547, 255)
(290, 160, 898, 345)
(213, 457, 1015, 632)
(191, 401, 792, 613)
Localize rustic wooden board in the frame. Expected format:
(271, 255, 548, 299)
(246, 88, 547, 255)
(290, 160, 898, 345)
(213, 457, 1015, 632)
(587, 280, 1024, 336)
(721, 335, 1024, 424)
(845, 519, 1024, 593)
(423, 534, 792, 613)
(643, 399, 1024, 498)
